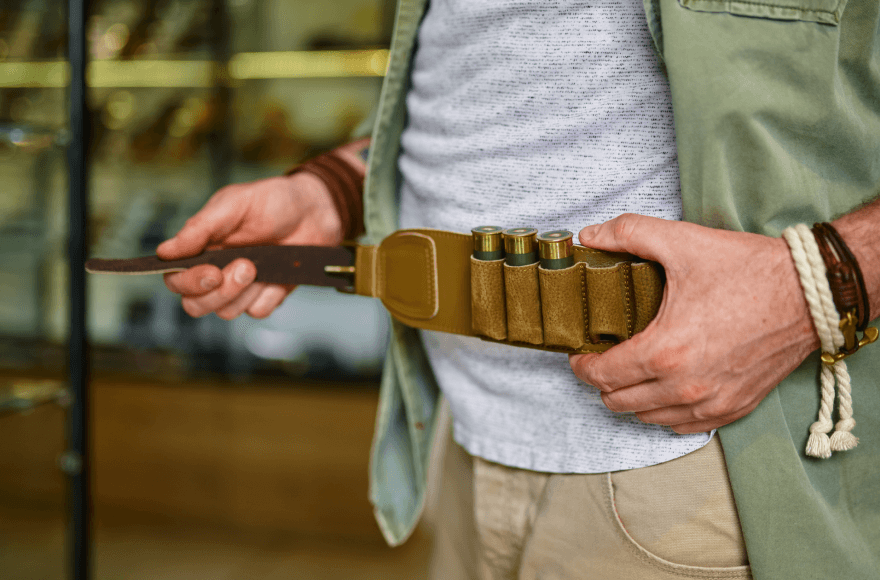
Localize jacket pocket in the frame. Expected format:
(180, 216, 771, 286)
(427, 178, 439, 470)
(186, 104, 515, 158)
(678, 0, 846, 25)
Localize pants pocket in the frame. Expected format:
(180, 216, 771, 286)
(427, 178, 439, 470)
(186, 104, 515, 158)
(607, 438, 751, 573)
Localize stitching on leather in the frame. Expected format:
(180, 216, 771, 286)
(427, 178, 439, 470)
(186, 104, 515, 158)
(384, 232, 439, 320)
(622, 262, 634, 338)
(579, 262, 591, 344)
(371, 245, 379, 298)
(377, 245, 386, 301)
(403, 232, 439, 319)
(503, 262, 542, 344)
(423, 244, 438, 318)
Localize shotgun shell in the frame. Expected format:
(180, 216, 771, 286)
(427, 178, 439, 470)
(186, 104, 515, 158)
(503, 227, 539, 266)
(471, 226, 505, 261)
(537, 230, 575, 270)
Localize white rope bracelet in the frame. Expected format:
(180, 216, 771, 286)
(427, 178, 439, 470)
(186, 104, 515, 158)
(782, 224, 858, 459)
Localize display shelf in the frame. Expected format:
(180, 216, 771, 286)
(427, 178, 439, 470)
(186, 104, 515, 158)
(0, 0, 392, 381)
(0, 378, 67, 416)
(0, 49, 390, 88)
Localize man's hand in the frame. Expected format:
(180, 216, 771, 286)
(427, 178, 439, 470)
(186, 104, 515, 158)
(569, 214, 819, 434)
(158, 171, 344, 321)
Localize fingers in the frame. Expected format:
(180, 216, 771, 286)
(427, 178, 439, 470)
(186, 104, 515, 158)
(215, 282, 267, 320)
(635, 393, 758, 431)
(666, 415, 742, 435)
(216, 283, 293, 320)
(178, 259, 256, 318)
(157, 219, 213, 260)
(164, 264, 223, 296)
(246, 284, 293, 319)
(577, 213, 677, 262)
(569, 339, 655, 392)
(598, 380, 693, 414)
(600, 381, 755, 433)
(168, 258, 290, 320)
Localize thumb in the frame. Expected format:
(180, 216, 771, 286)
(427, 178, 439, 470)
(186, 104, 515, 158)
(157, 199, 244, 260)
(578, 213, 673, 262)
(157, 218, 214, 260)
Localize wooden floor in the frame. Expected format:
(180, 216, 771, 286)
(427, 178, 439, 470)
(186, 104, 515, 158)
(0, 504, 431, 580)
(0, 372, 432, 579)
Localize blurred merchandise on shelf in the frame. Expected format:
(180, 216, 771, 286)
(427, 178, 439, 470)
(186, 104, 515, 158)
(0, 0, 394, 382)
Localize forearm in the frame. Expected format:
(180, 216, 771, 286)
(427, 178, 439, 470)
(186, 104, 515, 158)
(832, 197, 880, 322)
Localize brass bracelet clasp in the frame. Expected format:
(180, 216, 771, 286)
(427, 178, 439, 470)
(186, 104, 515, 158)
(821, 325, 879, 365)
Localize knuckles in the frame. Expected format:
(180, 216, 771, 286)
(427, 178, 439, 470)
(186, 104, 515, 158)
(571, 355, 610, 391)
(644, 344, 689, 376)
(695, 392, 740, 422)
(675, 382, 710, 406)
(609, 213, 642, 244)
(600, 391, 624, 413)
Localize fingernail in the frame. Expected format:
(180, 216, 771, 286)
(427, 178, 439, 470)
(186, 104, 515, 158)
(201, 277, 219, 290)
(579, 226, 597, 242)
(234, 263, 252, 285)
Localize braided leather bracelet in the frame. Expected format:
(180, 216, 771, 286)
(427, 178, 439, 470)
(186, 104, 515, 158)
(811, 222, 871, 354)
(286, 150, 365, 240)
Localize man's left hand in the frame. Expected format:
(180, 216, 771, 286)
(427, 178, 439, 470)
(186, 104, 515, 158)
(569, 214, 819, 434)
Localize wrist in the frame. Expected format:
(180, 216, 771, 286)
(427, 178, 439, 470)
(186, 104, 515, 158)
(773, 236, 822, 353)
(285, 171, 344, 244)
(285, 143, 367, 240)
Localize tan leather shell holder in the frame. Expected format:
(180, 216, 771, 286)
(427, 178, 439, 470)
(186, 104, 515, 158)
(354, 229, 664, 354)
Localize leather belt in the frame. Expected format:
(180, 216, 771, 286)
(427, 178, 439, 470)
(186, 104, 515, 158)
(86, 228, 664, 354)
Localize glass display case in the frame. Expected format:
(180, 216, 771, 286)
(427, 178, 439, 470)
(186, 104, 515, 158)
(0, 0, 393, 381)
(1, 3, 410, 579)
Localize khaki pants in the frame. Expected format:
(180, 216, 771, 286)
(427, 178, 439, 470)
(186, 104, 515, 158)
(428, 430, 751, 580)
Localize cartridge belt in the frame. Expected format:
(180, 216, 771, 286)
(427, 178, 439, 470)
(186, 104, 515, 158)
(86, 228, 664, 354)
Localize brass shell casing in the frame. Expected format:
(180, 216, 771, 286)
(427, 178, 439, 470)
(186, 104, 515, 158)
(471, 225, 505, 260)
(537, 230, 575, 269)
(503, 227, 539, 266)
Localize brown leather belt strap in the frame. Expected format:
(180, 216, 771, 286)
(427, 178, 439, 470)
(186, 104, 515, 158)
(85, 228, 664, 354)
(352, 229, 664, 354)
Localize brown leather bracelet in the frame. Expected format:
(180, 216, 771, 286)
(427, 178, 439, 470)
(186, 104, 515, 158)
(811, 222, 870, 332)
(286, 151, 365, 239)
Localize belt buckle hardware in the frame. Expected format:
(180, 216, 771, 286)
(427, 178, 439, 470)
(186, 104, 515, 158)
(323, 242, 357, 293)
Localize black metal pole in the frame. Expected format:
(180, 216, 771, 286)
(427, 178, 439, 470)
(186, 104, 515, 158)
(207, 0, 232, 196)
(67, 0, 91, 578)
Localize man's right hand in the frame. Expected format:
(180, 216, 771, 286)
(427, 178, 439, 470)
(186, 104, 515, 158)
(158, 170, 344, 321)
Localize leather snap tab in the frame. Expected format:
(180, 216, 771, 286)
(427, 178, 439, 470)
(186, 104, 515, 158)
(377, 231, 439, 321)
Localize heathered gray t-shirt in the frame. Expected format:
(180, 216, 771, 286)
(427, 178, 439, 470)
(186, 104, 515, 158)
(398, 0, 712, 472)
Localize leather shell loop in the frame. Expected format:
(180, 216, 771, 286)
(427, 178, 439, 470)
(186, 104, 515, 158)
(584, 262, 635, 343)
(470, 257, 508, 340)
(504, 262, 544, 345)
(539, 264, 587, 350)
(469, 246, 662, 353)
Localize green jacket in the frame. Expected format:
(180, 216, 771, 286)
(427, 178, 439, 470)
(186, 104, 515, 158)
(361, 0, 880, 577)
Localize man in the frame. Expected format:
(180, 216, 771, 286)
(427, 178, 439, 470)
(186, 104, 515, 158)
(160, 0, 880, 578)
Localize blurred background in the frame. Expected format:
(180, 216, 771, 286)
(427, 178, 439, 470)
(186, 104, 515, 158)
(0, 0, 432, 577)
